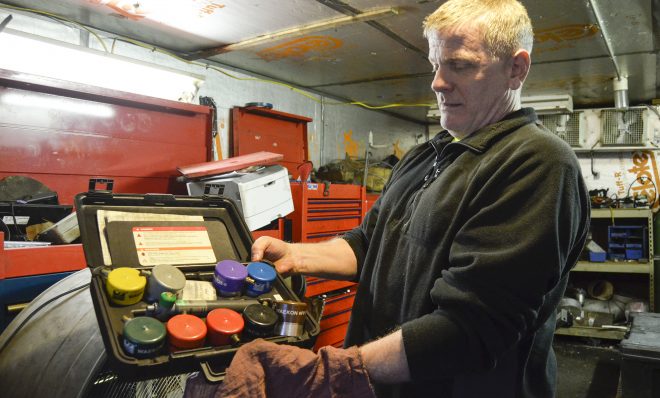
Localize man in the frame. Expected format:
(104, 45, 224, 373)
(215, 0, 590, 396)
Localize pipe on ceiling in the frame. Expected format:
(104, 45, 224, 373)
(0, 14, 12, 34)
(587, 0, 622, 80)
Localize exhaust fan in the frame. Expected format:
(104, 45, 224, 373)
(600, 107, 647, 146)
(538, 111, 585, 147)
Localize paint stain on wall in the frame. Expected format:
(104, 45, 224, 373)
(258, 36, 343, 62)
(88, 0, 147, 20)
(341, 130, 360, 158)
(534, 24, 599, 54)
(197, 0, 225, 17)
(629, 151, 660, 211)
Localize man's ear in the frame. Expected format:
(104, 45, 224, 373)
(509, 49, 530, 90)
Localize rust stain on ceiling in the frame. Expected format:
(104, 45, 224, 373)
(534, 24, 599, 54)
(257, 35, 343, 62)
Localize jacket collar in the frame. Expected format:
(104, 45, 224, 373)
(432, 107, 538, 153)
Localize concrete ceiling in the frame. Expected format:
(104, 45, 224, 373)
(0, 0, 658, 124)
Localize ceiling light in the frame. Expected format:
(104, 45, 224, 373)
(0, 29, 204, 103)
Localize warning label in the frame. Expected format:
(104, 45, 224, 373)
(133, 226, 216, 266)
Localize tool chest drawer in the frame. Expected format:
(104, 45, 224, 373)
(314, 290, 356, 350)
(288, 182, 366, 243)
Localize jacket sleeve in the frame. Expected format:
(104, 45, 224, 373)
(401, 140, 590, 380)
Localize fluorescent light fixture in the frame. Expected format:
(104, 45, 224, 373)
(0, 29, 203, 103)
(2, 91, 115, 118)
(521, 94, 573, 115)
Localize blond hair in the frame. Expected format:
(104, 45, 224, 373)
(423, 0, 533, 59)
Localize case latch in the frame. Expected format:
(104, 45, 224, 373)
(88, 178, 114, 195)
(203, 183, 225, 199)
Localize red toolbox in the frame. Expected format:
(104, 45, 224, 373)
(287, 182, 366, 349)
(231, 106, 311, 180)
(75, 180, 319, 381)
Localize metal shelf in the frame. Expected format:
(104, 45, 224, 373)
(590, 208, 652, 219)
(574, 146, 659, 153)
(555, 326, 627, 340)
(573, 261, 651, 274)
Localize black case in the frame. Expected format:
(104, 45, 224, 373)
(75, 179, 319, 382)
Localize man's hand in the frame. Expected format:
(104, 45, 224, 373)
(219, 339, 375, 398)
(252, 236, 298, 276)
(251, 237, 359, 281)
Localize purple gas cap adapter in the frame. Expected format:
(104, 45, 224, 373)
(213, 260, 248, 297)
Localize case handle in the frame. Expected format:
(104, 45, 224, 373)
(88, 178, 114, 193)
(199, 361, 226, 383)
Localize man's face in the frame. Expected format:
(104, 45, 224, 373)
(428, 25, 515, 137)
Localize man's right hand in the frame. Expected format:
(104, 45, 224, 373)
(252, 236, 358, 281)
(251, 236, 299, 276)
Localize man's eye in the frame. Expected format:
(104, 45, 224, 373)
(450, 61, 471, 70)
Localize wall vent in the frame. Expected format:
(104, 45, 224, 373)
(539, 111, 585, 147)
(600, 108, 647, 146)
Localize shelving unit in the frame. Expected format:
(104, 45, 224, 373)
(557, 208, 654, 340)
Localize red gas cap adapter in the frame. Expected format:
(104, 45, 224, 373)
(167, 314, 207, 350)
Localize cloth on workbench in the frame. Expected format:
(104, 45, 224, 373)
(183, 339, 375, 398)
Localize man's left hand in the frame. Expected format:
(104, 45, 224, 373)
(219, 339, 375, 398)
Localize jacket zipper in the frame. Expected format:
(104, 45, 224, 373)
(401, 140, 457, 232)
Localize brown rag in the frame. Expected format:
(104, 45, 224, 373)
(198, 339, 375, 398)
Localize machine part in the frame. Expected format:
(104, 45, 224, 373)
(144, 297, 262, 321)
(213, 260, 248, 297)
(583, 298, 626, 323)
(145, 264, 186, 303)
(106, 267, 146, 306)
(558, 297, 582, 322)
(242, 303, 278, 338)
(587, 280, 614, 301)
(274, 300, 308, 337)
(556, 308, 574, 328)
(245, 262, 277, 297)
(122, 316, 166, 358)
(206, 308, 244, 346)
(167, 314, 207, 350)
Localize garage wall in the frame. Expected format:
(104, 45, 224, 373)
(0, 10, 426, 173)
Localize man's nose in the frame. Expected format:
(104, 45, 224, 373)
(431, 68, 451, 93)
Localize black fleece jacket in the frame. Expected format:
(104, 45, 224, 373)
(342, 108, 590, 397)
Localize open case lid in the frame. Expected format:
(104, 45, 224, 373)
(76, 179, 253, 270)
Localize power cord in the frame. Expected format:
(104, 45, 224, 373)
(625, 176, 657, 208)
(0, 283, 90, 354)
